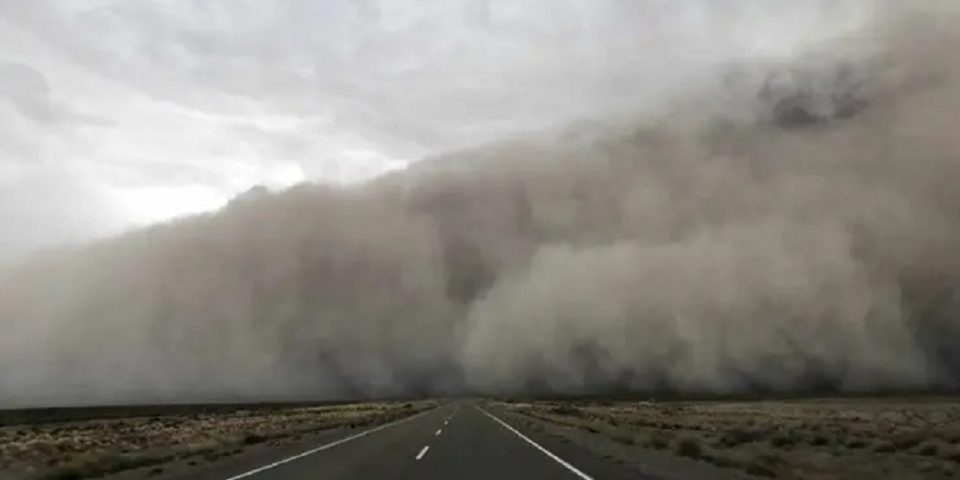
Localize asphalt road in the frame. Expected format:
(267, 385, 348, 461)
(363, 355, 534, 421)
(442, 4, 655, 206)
(176, 401, 653, 480)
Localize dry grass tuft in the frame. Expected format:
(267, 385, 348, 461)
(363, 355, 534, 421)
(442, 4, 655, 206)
(676, 436, 703, 458)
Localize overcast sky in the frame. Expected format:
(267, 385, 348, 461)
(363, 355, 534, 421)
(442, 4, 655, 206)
(0, 0, 871, 261)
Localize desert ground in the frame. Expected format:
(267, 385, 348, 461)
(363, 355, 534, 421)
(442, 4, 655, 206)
(498, 396, 960, 480)
(4, 397, 958, 480)
(0, 401, 433, 480)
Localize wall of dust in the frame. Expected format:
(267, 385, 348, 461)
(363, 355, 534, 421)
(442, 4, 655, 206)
(2, 1, 960, 405)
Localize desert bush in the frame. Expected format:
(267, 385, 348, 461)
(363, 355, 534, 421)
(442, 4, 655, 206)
(99, 453, 157, 474)
(44, 468, 82, 480)
(721, 429, 761, 447)
(846, 438, 868, 449)
(757, 453, 785, 466)
(610, 430, 635, 445)
(892, 433, 923, 450)
(548, 406, 583, 417)
(646, 431, 672, 450)
(746, 462, 776, 478)
(705, 454, 742, 469)
(941, 449, 960, 463)
(874, 441, 896, 453)
(676, 436, 703, 458)
(771, 434, 796, 448)
(918, 442, 940, 456)
(945, 432, 960, 445)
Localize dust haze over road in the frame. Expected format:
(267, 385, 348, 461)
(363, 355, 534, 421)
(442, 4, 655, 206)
(3, 1, 960, 406)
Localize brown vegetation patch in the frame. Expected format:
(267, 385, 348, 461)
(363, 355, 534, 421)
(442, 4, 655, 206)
(503, 397, 957, 479)
(1, 401, 432, 480)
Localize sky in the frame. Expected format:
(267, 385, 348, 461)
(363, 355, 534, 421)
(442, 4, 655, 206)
(0, 0, 872, 261)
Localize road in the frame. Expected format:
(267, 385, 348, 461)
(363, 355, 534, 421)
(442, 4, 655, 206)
(176, 401, 653, 480)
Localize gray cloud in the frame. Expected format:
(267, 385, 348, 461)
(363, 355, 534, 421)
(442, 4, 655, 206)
(0, 0, 882, 262)
(0, 62, 56, 123)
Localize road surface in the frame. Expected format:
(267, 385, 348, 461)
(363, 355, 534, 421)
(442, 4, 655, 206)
(175, 401, 653, 480)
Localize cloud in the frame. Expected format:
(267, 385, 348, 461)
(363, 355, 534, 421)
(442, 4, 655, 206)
(0, 0, 885, 261)
(0, 62, 57, 123)
(3, 0, 960, 405)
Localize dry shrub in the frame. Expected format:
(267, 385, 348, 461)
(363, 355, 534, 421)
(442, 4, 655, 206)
(874, 441, 896, 453)
(918, 442, 940, 456)
(746, 462, 776, 478)
(771, 433, 796, 448)
(676, 436, 703, 458)
(647, 431, 673, 450)
(548, 406, 583, 417)
(721, 428, 762, 447)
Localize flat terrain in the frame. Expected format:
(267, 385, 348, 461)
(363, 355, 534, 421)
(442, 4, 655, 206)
(118, 401, 643, 480)
(0, 400, 650, 480)
(0, 400, 433, 480)
(501, 397, 960, 480)
(4, 397, 959, 480)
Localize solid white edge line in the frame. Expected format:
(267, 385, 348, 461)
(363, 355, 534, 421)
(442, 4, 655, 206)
(477, 406, 594, 480)
(415, 445, 430, 460)
(223, 409, 432, 480)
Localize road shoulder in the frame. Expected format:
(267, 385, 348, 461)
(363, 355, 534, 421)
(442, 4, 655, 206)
(493, 404, 752, 480)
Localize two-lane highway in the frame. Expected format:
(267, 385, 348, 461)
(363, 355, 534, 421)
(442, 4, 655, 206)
(176, 401, 651, 480)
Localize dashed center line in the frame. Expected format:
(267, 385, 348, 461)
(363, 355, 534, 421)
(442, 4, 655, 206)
(435, 428, 442, 436)
(415, 445, 430, 460)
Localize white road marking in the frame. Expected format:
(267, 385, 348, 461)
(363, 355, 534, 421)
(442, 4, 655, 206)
(415, 445, 430, 460)
(443, 420, 449, 425)
(477, 406, 594, 480)
(223, 409, 432, 480)
(435, 428, 442, 436)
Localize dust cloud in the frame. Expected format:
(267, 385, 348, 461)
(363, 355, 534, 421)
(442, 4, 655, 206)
(3, 2, 960, 406)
